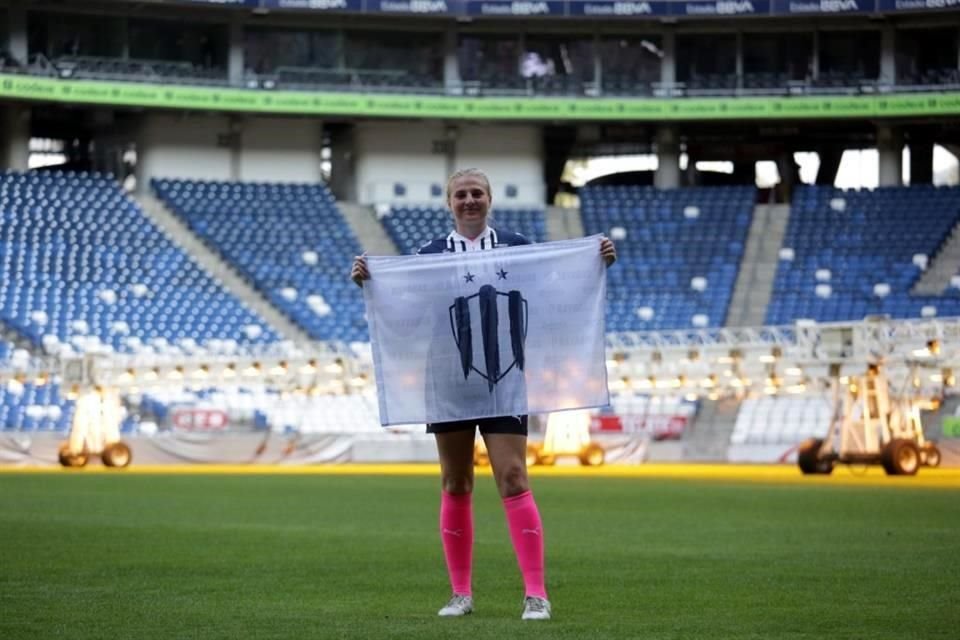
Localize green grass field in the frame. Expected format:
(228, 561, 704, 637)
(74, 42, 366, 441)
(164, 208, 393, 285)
(1, 471, 957, 639)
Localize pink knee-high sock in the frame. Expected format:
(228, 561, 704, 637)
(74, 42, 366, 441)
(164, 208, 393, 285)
(440, 491, 473, 596)
(503, 490, 547, 599)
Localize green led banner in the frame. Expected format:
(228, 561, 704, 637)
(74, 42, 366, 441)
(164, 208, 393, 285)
(4, 74, 960, 121)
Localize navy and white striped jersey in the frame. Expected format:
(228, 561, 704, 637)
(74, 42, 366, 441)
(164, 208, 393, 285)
(417, 226, 532, 255)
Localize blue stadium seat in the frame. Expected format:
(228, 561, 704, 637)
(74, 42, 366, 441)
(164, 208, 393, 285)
(579, 185, 755, 331)
(152, 178, 368, 342)
(0, 170, 280, 357)
(766, 185, 960, 324)
(381, 206, 548, 255)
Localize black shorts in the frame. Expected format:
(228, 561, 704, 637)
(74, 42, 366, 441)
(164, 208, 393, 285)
(427, 415, 528, 436)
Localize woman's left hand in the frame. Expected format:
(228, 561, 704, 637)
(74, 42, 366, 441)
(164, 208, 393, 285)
(600, 237, 617, 268)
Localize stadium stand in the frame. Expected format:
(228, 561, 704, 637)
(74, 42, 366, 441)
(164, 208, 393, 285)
(0, 338, 73, 432)
(579, 185, 754, 331)
(731, 395, 832, 446)
(151, 178, 367, 343)
(0, 171, 279, 355)
(135, 386, 382, 433)
(766, 185, 960, 324)
(0, 379, 74, 432)
(381, 205, 548, 255)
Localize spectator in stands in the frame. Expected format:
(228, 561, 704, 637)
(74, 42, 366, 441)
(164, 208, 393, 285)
(351, 168, 615, 622)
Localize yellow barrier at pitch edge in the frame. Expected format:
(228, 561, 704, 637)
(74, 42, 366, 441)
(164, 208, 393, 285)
(2, 463, 958, 489)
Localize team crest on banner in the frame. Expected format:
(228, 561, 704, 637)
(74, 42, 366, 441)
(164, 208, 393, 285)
(363, 235, 609, 426)
(450, 284, 528, 392)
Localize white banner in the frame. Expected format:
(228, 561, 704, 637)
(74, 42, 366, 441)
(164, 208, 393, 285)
(364, 235, 610, 426)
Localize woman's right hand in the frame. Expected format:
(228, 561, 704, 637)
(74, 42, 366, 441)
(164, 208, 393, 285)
(350, 254, 369, 287)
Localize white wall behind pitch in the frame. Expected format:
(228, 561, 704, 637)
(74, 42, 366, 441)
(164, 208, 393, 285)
(138, 113, 233, 182)
(456, 124, 544, 206)
(239, 117, 323, 182)
(354, 121, 447, 205)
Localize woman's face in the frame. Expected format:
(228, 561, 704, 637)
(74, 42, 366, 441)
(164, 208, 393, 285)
(448, 175, 491, 235)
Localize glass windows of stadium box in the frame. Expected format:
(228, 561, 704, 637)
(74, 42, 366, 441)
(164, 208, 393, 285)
(895, 28, 959, 87)
(520, 35, 594, 96)
(458, 35, 522, 92)
(818, 30, 880, 88)
(244, 27, 340, 84)
(676, 34, 736, 94)
(28, 11, 125, 59)
(128, 19, 228, 78)
(344, 31, 442, 91)
(597, 35, 661, 97)
(742, 33, 813, 91)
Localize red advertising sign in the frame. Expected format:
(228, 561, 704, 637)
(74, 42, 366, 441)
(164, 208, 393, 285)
(171, 408, 230, 432)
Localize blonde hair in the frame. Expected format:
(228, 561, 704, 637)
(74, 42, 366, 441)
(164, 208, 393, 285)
(445, 168, 492, 202)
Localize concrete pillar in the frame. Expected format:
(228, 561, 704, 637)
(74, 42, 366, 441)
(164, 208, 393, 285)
(815, 146, 843, 186)
(655, 126, 680, 189)
(7, 0, 28, 63)
(661, 30, 676, 90)
(593, 31, 602, 94)
(119, 17, 130, 59)
(228, 15, 244, 86)
(877, 124, 903, 187)
(811, 30, 820, 81)
(776, 152, 800, 202)
(909, 140, 934, 185)
(443, 26, 460, 92)
(880, 26, 896, 86)
(0, 104, 30, 171)
(735, 31, 744, 90)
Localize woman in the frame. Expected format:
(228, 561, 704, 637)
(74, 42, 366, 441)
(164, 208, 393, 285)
(352, 168, 616, 621)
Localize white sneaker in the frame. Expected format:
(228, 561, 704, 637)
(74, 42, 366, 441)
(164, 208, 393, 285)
(438, 594, 473, 617)
(521, 596, 551, 620)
